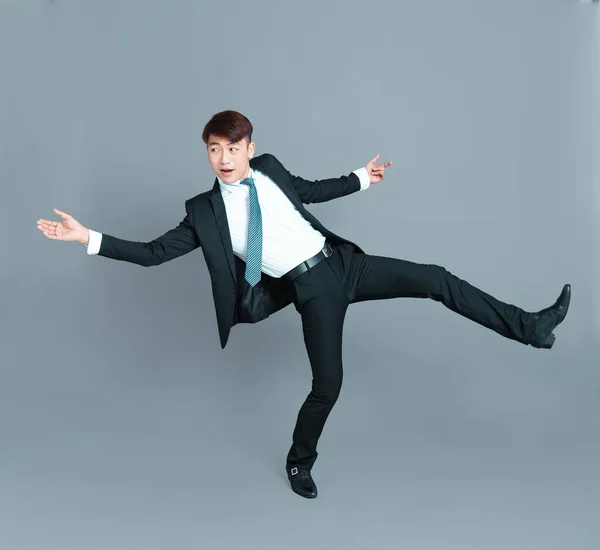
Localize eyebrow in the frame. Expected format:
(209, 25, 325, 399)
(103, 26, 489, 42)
(208, 141, 237, 146)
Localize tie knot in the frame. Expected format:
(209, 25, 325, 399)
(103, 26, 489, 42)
(241, 177, 255, 187)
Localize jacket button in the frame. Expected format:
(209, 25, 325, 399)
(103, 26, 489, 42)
(230, 289, 235, 294)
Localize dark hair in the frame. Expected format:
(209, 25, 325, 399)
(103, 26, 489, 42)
(202, 110, 253, 145)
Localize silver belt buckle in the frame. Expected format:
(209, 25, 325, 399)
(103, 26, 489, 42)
(322, 243, 333, 258)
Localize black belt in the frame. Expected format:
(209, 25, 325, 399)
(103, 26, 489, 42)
(283, 242, 334, 280)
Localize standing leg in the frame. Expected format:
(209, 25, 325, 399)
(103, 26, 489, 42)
(285, 259, 349, 498)
(286, 294, 348, 469)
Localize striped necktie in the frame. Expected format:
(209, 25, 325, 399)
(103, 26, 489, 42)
(240, 176, 262, 286)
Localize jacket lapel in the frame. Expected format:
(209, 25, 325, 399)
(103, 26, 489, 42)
(209, 179, 236, 281)
(251, 156, 304, 212)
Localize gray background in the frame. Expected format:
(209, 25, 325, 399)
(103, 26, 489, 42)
(1, 0, 598, 549)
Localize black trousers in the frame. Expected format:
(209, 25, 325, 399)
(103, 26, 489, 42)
(286, 242, 537, 471)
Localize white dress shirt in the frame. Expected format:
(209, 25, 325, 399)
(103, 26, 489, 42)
(86, 165, 370, 278)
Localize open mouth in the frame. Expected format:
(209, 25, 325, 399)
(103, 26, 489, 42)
(221, 169, 234, 176)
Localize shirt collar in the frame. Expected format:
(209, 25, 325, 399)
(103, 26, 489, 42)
(218, 167, 254, 196)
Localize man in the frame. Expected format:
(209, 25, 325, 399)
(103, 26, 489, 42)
(36, 110, 571, 499)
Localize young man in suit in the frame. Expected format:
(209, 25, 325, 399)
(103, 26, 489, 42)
(37, 110, 571, 499)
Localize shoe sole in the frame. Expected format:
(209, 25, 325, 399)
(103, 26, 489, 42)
(541, 333, 556, 349)
(290, 486, 318, 498)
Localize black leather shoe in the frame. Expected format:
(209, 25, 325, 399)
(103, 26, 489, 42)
(529, 284, 571, 349)
(286, 466, 318, 499)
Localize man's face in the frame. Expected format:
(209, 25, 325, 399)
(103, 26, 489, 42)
(206, 135, 255, 183)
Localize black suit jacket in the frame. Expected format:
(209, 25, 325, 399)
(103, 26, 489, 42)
(96, 153, 365, 348)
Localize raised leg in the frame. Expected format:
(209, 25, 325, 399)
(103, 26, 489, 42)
(347, 253, 536, 345)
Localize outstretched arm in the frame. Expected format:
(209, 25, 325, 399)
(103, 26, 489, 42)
(267, 153, 392, 204)
(37, 205, 201, 267)
(89, 212, 200, 266)
(290, 165, 369, 204)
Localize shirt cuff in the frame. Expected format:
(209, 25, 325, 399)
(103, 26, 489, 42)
(86, 229, 102, 255)
(353, 166, 371, 190)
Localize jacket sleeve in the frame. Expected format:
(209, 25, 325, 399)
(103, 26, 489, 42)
(94, 200, 201, 267)
(265, 154, 365, 204)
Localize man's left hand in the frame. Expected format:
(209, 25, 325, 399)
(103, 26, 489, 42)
(365, 153, 392, 184)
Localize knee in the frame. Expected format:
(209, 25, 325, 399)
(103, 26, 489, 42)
(428, 263, 449, 279)
(428, 263, 452, 289)
(311, 377, 343, 404)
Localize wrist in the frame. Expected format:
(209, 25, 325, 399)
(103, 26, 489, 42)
(80, 228, 89, 246)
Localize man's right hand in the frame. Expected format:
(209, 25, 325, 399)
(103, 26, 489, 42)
(37, 208, 89, 245)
